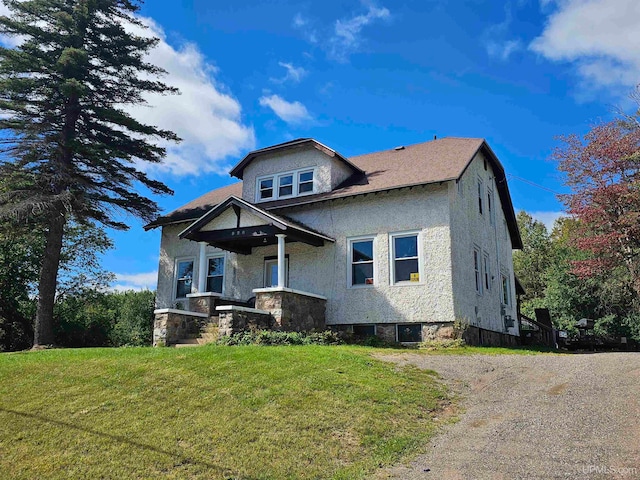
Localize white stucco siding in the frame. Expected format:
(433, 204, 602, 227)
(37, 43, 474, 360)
(200, 208, 267, 231)
(241, 147, 353, 202)
(449, 152, 519, 336)
(156, 223, 228, 308)
(270, 186, 456, 325)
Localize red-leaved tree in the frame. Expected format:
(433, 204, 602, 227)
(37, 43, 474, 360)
(554, 121, 640, 298)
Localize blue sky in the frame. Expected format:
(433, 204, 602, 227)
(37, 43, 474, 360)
(6, 0, 640, 290)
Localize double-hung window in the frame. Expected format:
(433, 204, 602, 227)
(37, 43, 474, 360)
(349, 237, 375, 287)
(483, 253, 491, 292)
(477, 178, 484, 215)
(391, 232, 421, 284)
(473, 248, 482, 295)
(501, 274, 511, 306)
(256, 168, 315, 202)
(206, 255, 224, 294)
(175, 258, 194, 299)
(259, 178, 274, 200)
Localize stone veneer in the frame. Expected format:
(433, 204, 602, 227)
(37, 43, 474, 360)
(153, 308, 209, 346)
(254, 288, 326, 332)
(216, 305, 273, 337)
(187, 292, 252, 316)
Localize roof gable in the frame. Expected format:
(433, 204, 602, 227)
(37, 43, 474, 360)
(228, 138, 364, 179)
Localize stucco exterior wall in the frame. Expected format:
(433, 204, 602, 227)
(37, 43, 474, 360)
(448, 152, 519, 337)
(156, 223, 229, 308)
(157, 186, 457, 326)
(240, 146, 354, 202)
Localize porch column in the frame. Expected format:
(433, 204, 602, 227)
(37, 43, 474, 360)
(198, 241, 207, 292)
(276, 234, 286, 288)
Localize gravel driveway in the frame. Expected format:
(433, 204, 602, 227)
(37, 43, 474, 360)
(376, 352, 640, 480)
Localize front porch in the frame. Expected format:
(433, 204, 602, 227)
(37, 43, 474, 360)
(153, 196, 333, 346)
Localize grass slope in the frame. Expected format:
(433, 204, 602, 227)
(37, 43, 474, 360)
(0, 345, 448, 479)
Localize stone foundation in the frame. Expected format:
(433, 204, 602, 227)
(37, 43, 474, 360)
(254, 288, 326, 332)
(153, 308, 210, 346)
(216, 305, 273, 337)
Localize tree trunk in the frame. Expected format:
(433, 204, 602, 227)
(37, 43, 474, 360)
(33, 212, 66, 347)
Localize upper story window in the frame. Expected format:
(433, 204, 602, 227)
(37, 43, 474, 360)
(501, 273, 511, 306)
(477, 178, 484, 215)
(257, 168, 315, 202)
(473, 248, 482, 295)
(488, 187, 495, 225)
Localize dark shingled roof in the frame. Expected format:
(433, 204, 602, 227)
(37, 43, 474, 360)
(144, 137, 522, 249)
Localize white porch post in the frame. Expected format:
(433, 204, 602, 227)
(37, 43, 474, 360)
(276, 234, 286, 288)
(198, 241, 207, 292)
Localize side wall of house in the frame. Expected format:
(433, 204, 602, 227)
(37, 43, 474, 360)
(240, 147, 353, 202)
(448, 152, 519, 337)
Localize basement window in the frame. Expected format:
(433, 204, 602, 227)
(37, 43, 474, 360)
(397, 324, 422, 343)
(353, 324, 376, 337)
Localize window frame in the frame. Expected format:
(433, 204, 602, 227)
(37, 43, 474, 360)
(389, 230, 423, 286)
(501, 273, 511, 306)
(256, 168, 316, 202)
(483, 252, 491, 292)
(347, 235, 377, 288)
(396, 323, 423, 343)
(264, 255, 290, 288)
(174, 256, 195, 300)
(473, 247, 483, 295)
(352, 324, 376, 337)
(205, 254, 225, 295)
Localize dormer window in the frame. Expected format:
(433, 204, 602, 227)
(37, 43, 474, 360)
(256, 168, 315, 202)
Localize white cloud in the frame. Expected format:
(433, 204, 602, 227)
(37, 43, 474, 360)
(529, 210, 565, 232)
(259, 94, 312, 125)
(113, 271, 158, 291)
(271, 62, 307, 84)
(330, 4, 390, 61)
(486, 39, 522, 61)
(292, 13, 318, 44)
(0, 5, 255, 177)
(531, 0, 640, 89)
(483, 5, 522, 61)
(125, 17, 255, 176)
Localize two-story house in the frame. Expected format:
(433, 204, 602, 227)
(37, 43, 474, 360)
(145, 137, 522, 346)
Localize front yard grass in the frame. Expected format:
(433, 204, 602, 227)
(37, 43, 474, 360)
(0, 345, 449, 480)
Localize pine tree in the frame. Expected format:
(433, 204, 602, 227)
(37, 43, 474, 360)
(0, 0, 179, 346)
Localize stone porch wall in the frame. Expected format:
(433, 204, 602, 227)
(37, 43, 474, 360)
(216, 306, 273, 337)
(187, 292, 252, 316)
(153, 308, 210, 346)
(254, 288, 326, 332)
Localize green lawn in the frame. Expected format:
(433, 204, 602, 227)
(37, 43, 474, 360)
(0, 345, 449, 480)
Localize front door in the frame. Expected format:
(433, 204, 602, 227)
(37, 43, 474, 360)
(264, 256, 289, 287)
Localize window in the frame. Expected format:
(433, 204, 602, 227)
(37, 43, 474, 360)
(457, 178, 464, 196)
(298, 170, 314, 193)
(473, 248, 482, 294)
(488, 187, 495, 225)
(175, 259, 194, 298)
(256, 168, 315, 202)
(501, 274, 511, 306)
(264, 256, 289, 287)
(391, 232, 420, 284)
(206, 256, 224, 294)
(353, 324, 376, 337)
(483, 254, 491, 292)
(278, 174, 293, 197)
(397, 324, 422, 342)
(349, 237, 375, 287)
(259, 178, 273, 200)
(477, 179, 484, 215)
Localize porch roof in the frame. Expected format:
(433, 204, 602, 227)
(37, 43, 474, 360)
(178, 196, 334, 255)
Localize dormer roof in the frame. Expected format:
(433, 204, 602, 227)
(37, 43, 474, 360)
(228, 138, 364, 179)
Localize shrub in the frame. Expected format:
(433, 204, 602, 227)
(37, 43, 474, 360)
(216, 329, 343, 346)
